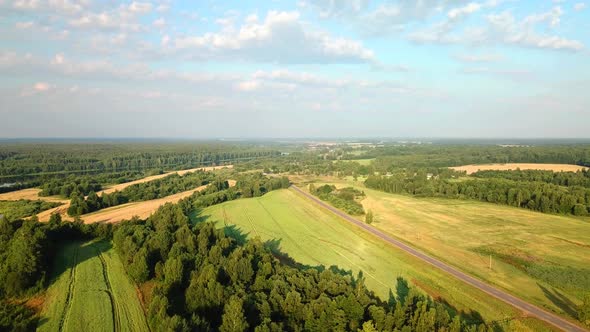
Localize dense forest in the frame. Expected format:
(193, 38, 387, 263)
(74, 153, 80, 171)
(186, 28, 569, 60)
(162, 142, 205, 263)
(0, 142, 281, 195)
(0, 143, 280, 177)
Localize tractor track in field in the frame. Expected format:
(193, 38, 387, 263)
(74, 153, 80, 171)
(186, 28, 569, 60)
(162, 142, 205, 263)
(58, 246, 79, 332)
(255, 199, 322, 265)
(290, 184, 589, 332)
(95, 245, 121, 332)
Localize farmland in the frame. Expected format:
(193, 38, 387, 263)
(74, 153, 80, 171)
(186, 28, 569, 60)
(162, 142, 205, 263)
(0, 165, 233, 222)
(97, 165, 232, 195)
(450, 163, 588, 174)
(292, 175, 590, 320)
(38, 240, 148, 332)
(198, 189, 555, 331)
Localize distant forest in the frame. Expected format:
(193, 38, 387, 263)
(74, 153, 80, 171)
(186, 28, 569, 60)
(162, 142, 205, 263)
(0, 142, 280, 193)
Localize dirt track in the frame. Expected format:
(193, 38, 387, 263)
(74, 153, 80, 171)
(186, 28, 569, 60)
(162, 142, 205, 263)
(290, 184, 588, 332)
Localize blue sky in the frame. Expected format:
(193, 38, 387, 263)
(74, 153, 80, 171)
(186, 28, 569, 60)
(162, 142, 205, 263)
(0, 0, 589, 138)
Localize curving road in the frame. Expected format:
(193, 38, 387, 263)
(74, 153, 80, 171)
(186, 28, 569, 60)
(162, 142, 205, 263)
(290, 185, 588, 332)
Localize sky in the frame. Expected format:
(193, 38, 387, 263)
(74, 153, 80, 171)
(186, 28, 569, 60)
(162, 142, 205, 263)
(0, 0, 589, 138)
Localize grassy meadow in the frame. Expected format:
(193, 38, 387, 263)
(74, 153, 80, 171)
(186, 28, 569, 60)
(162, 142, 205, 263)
(196, 189, 556, 331)
(38, 241, 148, 332)
(293, 176, 590, 321)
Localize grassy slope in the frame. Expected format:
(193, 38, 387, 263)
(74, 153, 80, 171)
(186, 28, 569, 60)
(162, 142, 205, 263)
(198, 189, 555, 331)
(299, 176, 590, 321)
(38, 241, 148, 332)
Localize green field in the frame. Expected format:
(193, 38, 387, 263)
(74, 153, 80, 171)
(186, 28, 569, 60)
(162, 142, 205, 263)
(38, 241, 148, 332)
(298, 176, 590, 321)
(197, 189, 556, 331)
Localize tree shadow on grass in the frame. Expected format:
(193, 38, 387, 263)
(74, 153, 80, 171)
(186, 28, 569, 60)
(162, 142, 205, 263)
(189, 208, 210, 224)
(39, 240, 113, 330)
(46, 240, 113, 286)
(538, 283, 579, 318)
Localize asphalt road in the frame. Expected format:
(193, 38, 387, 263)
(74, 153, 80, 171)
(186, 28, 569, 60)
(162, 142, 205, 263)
(290, 184, 588, 332)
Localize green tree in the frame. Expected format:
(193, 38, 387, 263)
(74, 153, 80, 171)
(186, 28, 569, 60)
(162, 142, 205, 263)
(579, 293, 590, 327)
(365, 210, 374, 224)
(48, 212, 61, 224)
(359, 320, 378, 332)
(220, 296, 248, 332)
(128, 247, 150, 282)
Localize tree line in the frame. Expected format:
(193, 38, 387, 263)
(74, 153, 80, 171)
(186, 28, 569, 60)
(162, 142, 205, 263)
(355, 145, 590, 168)
(472, 169, 590, 188)
(38, 170, 149, 197)
(67, 171, 217, 216)
(364, 174, 590, 216)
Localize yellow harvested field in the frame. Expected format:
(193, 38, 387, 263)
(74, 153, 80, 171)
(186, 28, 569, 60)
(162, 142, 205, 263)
(3, 165, 233, 221)
(37, 178, 237, 223)
(0, 188, 67, 203)
(79, 184, 209, 224)
(1, 165, 233, 202)
(98, 165, 233, 195)
(450, 163, 588, 174)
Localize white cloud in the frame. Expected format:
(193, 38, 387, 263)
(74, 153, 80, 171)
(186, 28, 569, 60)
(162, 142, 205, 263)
(170, 11, 375, 64)
(411, 7, 584, 51)
(8, 0, 87, 14)
(448, 3, 482, 20)
(68, 11, 142, 31)
(488, 10, 583, 50)
(153, 18, 166, 28)
(454, 53, 504, 62)
(303, 0, 499, 36)
(19, 81, 53, 97)
(128, 1, 152, 14)
(523, 6, 563, 27)
(235, 80, 260, 91)
(52, 53, 65, 65)
(574, 2, 587, 11)
(34, 82, 51, 91)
